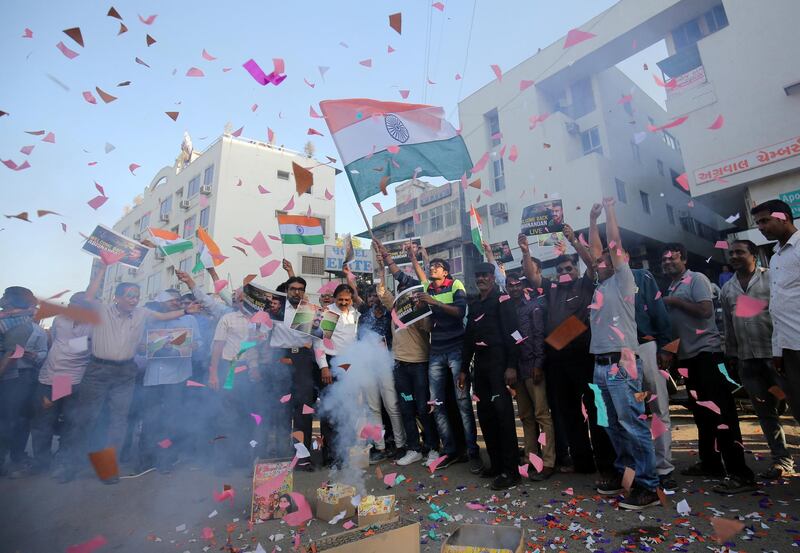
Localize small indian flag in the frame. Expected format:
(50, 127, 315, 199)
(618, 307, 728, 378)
(148, 227, 193, 256)
(469, 205, 484, 257)
(277, 214, 324, 245)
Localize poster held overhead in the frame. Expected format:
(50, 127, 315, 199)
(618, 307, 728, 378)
(393, 285, 432, 327)
(82, 225, 150, 269)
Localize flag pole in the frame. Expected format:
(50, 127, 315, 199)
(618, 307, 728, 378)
(356, 201, 375, 240)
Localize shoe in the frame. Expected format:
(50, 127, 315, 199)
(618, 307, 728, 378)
(479, 467, 500, 479)
(468, 455, 484, 475)
(296, 462, 315, 473)
(423, 451, 441, 467)
(369, 449, 388, 465)
(712, 476, 758, 495)
(759, 465, 794, 480)
(51, 465, 76, 484)
(102, 476, 120, 485)
(530, 466, 555, 482)
(680, 462, 725, 478)
(659, 473, 678, 491)
(436, 454, 458, 470)
(396, 450, 423, 466)
(618, 487, 660, 510)
(490, 473, 520, 490)
(557, 464, 575, 474)
(596, 475, 624, 495)
(390, 447, 406, 460)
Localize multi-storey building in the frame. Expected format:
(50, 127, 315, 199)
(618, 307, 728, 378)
(100, 134, 337, 301)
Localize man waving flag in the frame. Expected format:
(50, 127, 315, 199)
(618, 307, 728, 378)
(319, 99, 473, 203)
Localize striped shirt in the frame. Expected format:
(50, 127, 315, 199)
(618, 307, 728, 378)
(720, 268, 772, 360)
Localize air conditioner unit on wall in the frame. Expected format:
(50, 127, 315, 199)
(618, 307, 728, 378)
(200, 184, 212, 195)
(565, 122, 580, 135)
(160, 213, 169, 222)
(489, 202, 508, 216)
(180, 200, 190, 210)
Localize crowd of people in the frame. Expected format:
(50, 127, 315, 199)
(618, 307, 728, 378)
(0, 198, 797, 512)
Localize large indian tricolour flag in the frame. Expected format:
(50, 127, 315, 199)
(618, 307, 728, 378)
(319, 99, 473, 202)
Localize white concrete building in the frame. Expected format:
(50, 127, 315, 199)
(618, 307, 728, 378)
(654, 0, 800, 247)
(100, 134, 337, 301)
(458, 1, 734, 279)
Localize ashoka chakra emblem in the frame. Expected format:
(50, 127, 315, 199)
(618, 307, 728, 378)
(296, 225, 305, 234)
(385, 114, 409, 143)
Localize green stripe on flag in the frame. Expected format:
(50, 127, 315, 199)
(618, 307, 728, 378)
(159, 241, 193, 256)
(282, 234, 325, 245)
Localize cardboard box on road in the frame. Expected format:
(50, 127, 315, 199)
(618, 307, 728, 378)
(357, 495, 396, 526)
(441, 524, 523, 553)
(312, 517, 419, 553)
(316, 483, 357, 522)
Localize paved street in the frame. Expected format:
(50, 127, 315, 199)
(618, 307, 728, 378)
(2, 407, 799, 553)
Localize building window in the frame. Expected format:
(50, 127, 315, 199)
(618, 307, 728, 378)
(657, 159, 664, 176)
(188, 175, 200, 197)
(277, 170, 290, 180)
(146, 273, 161, 297)
(492, 157, 506, 191)
(679, 214, 695, 234)
(581, 127, 602, 156)
(401, 218, 415, 237)
(631, 141, 640, 163)
(199, 207, 210, 229)
(672, 19, 703, 50)
(570, 78, 595, 119)
(160, 197, 172, 219)
(640, 191, 651, 214)
(183, 214, 196, 239)
(397, 197, 417, 215)
(429, 206, 443, 232)
(178, 257, 193, 274)
(662, 131, 680, 151)
(485, 109, 501, 147)
(615, 178, 627, 203)
(139, 213, 150, 232)
(666, 204, 675, 225)
(490, 202, 508, 227)
(444, 200, 458, 227)
(450, 257, 463, 275)
(175, 187, 183, 199)
(170, 225, 179, 235)
(203, 165, 215, 186)
(705, 4, 728, 33)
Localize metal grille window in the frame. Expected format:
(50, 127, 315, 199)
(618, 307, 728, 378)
(666, 204, 675, 225)
(277, 170, 290, 180)
(640, 191, 651, 214)
(615, 178, 627, 203)
(581, 127, 602, 156)
(301, 255, 325, 275)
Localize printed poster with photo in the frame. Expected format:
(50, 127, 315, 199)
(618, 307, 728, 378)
(520, 199, 565, 237)
(82, 224, 150, 269)
(290, 299, 339, 340)
(382, 236, 421, 266)
(490, 240, 514, 263)
(393, 285, 432, 327)
(146, 328, 193, 359)
(242, 282, 287, 322)
(251, 459, 294, 522)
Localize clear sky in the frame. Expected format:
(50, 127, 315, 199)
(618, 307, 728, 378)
(0, 0, 667, 299)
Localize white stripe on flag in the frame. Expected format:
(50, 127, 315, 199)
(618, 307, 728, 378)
(333, 107, 458, 165)
(279, 223, 323, 237)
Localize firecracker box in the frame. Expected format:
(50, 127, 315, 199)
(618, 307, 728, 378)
(312, 517, 419, 553)
(315, 483, 357, 522)
(440, 524, 523, 553)
(357, 494, 396, 526)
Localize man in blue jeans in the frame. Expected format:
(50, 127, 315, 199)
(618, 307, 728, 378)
(378, 239, 482, 473)
(588, 199, 660, 510)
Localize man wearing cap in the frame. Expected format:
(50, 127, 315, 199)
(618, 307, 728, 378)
(0, 286, 39, 477)
(460, 262, 520, 489)
(70, 265, 199, 484)
(506, 272, 555, 480)
(376, 238, 482, 474)
(31, 292, 94, 481)
(137, 289, 202, 474)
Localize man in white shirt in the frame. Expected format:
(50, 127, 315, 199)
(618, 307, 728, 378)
(751, 199, 800, 426)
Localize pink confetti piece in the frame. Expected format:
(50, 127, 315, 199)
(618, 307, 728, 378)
(359, 58, 372, 68)
(359, 423, 384, 442)
(98, 250, 125, 265)
(508, 145, 518, 162)
(259, 259, 281, 277)
(201, 527, 214, 540)
(372, 202, 384, 213)
(708, 114, 724, 130)
(280, 394, 291, 403)
(343, 520, 356, 530)
(529, 453, 543, 473)
(519, 79, 535, 91)
(391, 309, 407, 329)
(651, 415, 667, 439)
(383, 472, 398, 487)
(82, 91, 98, 104)
(250, 231, 272, 257)
(250, 413, 262, 425)
(564, 487, 574, 496)
(563, 28, 596, 48)
(675, 172, 689, 191)
(22, 28, 33, 39)
(42, 132, 55, 143)
(618, 94, 633, 104)
(10, 345, 25, 359)
(283, 196, 295, 210)
(138, 14, 157, 24)
(186, 380, 206, 387)
(490, 64, 502, 81)
(2, 159, 31, 171)
(386, 145, 400, 154)
(213, 279, 228, 294)
(213, 488, 235, 504)
(714, 240, 729, 249)
(302, 404, 315, 415)
(432, 2, 445, 11)
(56, 41, 79, 59)
(129, 163, 140, 175)
(51, 374, 72, 401)
(647, 116, 689, 133)
(518, 464, 529, 478)
(201, 48, 216, 61)
(537, 432, 546, 446)
(428, 454, 448, 473)
(472, 394, 480, 402)
(186, 66, 204, 77)
(735, 294, 768, 318)
(158, 438, 172, 449)
(399, 89, 410, 99)
(67, 535, 107, 553)
(324, 188, 334, 200)
(772, 211, 788, 221)
(233, 365, 248, 374)
(581, 401, 588, 422)
(697, 400, 721, 414)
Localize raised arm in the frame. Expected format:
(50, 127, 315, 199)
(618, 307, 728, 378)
(518, 233, 542, 289)
(86, 263, 107, 301)
(602, 198, 625, 268)
(406, 242, 428, 284)
(282, 259, 295, 278)
(588, 203, 604, 261)
(342, 265, 364, 308)
(564, 223, 595, 279)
